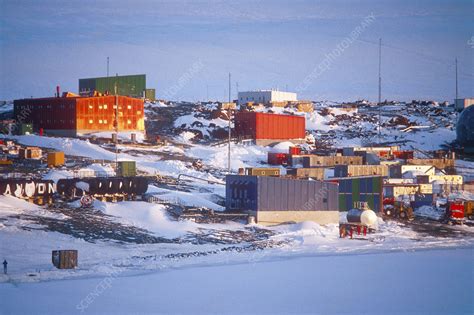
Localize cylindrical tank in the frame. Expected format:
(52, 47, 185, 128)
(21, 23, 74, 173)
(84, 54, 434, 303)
(347, 209, 378, 226)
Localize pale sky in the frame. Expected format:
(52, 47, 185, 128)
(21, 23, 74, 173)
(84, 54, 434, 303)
(1, 0, 473, 102)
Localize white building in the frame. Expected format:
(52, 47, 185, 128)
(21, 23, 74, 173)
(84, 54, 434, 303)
(238, 90, 297, 106)
(455, 98, 474, 111)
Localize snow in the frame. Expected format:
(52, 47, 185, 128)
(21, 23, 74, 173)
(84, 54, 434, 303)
(0, 248, 472, 314)
(415, 206, 445, 220)
(94, 201, 198, 238)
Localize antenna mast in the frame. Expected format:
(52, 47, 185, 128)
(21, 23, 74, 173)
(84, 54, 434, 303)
(455, 57, 458, 100)
(378, 38, 382, 143)
(228, 73, 232, 173)
(114, 75, 118, 170)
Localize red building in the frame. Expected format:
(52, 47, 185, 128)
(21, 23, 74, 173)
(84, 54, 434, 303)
(234, 112, 306, 145)
(14, 95, 144, 137)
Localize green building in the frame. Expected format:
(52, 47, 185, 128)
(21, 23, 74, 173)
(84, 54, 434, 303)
(79, 74, 153, 99)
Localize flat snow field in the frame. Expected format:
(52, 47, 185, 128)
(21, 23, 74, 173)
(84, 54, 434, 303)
(1, 248, 472, 315)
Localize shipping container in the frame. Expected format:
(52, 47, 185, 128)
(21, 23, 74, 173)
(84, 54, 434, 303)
(392, 150, 414, 160)
(267, 152, 289, 165)
(226, 175, 339, 225)
(465, 200, 474, 219)
(52, 250, 78, 269)
(289, 146, 301, 155)
(327, 176, 383, 212)
(47, 152, 65, 167)
(242, 168, 280, 176)
(286, 168, 325, 180)
(18, 147, 42, 159)
(303, 155, 363, 168)
(79, 74, 146, 98)
(234, 112, 305, 140)
(18, 123, 33, 135)
(407, 158, 455, 170)
(117, 161, 137, 177)
(145, 88, 156, 101)
(334, 165, 389, 177)
(288, 154, 312, 167)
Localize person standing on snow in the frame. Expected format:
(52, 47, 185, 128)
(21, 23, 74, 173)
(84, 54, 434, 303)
(3, 260, 7, 274)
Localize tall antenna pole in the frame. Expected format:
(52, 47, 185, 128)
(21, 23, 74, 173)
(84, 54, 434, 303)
(228, 73, 232, 173)
(114, 75, 118, 170)
(455, 57, 458, 100)
(107, 57, 110, 77)
(378, 38, 382, 143)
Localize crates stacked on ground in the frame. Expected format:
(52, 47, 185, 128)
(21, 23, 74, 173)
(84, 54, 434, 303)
(47, 152, 65, 167)
(117, 161, 137, 177)
(334, 165, 389, 177)
(234, 112, 306, 146)
(327, 176, 383, 213)
(226, 175, 339, 225)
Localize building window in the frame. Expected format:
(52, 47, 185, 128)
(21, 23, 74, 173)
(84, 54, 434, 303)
(104, 119, 108, 124)
(127, 105, 132, 109)
(99, 105, 103, 109)
(89, 119, 93, 124)
(127, 119, 132, 124)
(99, 120, 103, 124)
(103, 104, 108, 109)
(89, 105, 93, 109)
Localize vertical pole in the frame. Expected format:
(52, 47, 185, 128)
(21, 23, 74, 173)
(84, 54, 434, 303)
(378, 38, 382, 143)
(115, 75, 118, 171)
(228, 73, 232, 173)
(455, 57, 458, 100)
(107, 57, 109, 77)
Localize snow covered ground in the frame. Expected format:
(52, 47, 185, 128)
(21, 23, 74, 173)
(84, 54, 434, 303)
(0, 101, 472, 314)
(1, 248, 472, 314)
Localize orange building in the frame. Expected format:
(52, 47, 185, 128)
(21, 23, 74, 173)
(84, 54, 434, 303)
(14, 95, 145, 137)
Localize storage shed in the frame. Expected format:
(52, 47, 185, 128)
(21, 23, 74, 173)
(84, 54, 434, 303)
(226, 175, 339, 225)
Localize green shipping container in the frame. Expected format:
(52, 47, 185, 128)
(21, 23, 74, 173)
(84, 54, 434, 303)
(117, 161, 137, 177)
(18, 123, 33, 135)
(79, 74, 146, 98)
(145, 89, 156, 101)
(330, 176, 383, 212)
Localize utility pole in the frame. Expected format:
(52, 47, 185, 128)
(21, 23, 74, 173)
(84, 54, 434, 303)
(107, 57, 109, 77)
(228, 73, 232, 173)
(378, 38, 382, 144)
(114, 75, 118, 171)
(455, 57, 458, 100)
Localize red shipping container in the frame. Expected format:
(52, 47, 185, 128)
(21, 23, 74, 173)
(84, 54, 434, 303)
(234, 112, 305, 140)
(289, 146, 301, 155)
(393, 150, 414, 160)
(448, 202, 465, 219)
(268, 152, 289, 165)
